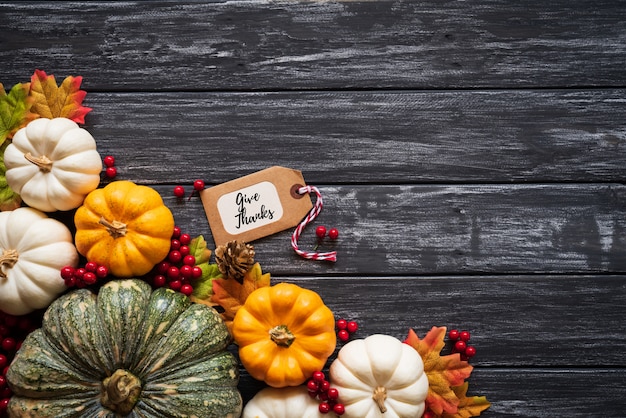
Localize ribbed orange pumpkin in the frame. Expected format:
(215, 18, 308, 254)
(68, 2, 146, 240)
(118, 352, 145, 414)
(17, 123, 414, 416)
(232, 282, 336, 388)
(74, 181, 175, 277)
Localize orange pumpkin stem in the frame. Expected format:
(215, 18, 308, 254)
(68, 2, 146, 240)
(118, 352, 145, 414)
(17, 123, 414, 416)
(24, 152, 53, 172)
(101, 369, 142, 415)
(99, 216, 128, 238)
(372, 386, 388, 413)
(0, 249, 19, 279)
(269, 325, 295, 347)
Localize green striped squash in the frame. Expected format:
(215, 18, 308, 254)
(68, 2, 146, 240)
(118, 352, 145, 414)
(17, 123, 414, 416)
(6, 279, 242, 417)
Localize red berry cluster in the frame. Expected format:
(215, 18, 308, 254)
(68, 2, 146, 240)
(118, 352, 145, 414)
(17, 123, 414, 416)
(306, 371, 345, 415)
(315, 226, 339, 241)
(151, 226, 201, 296)
(103, 155, 117, 179)
(60, 261, 109, 288)
(336, 318, 358, 342)
(448, 329, 476, 361)
(0, 310, 41, 415)
(173, 179, 205, 201)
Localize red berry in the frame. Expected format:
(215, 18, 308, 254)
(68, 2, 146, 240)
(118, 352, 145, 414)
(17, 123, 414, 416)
(193, 179, 205, 191)
(96, 265, 109, 278)
(169, 280, 182, 291)
(319, 380, 330, 393)
(0, 375, 6, 389)
(2, 315, 16, 328)
(179, 234, 191, 245)
(0, 398, 9, 412)
(84, 261, 98, 272)
(0, 355, 7, 369)
(333, 403, 346, 415)
(180, 284, 193, 296)
(179, 245, 190, 257)
(338, 329, 350, 342)
(74, 267, 86, 280)
(167, 266, 180, 280)
(454, 340, 467, 352)
(64, 276, 76, 287)
(82, 272, 97, 285)
(170, 239, 181, 250)
(346, 321, 358, 334)
(422, 411, 435, 418)
(312, 371, 325, 383)
(460, 330, 471, 342)
(315, 226, 327, 238)
(307, 379, 319, 392)
(179, 264, 193, 279)
(465, 345, 477, 358)
(327, 387, 339, 400)
(192, 266, 203, 279)
(153, 275, 167, 288)
(318, 402, 331, 414)
(103, 155, 115, 167)
(168, 250, 182, 264)
(173, 186, 185, 198)
(336, 319, 348, 330)
(183, 255, 196, 266)
(0, 325, 7, 339)
(448, 329, 460, 341)
(1, 387, 11, 398)
(1, 338, 16, 352)
(105, 166, 117, 178)
(328, 228, 339, 240)
(157, 261, 171, 274)
(172, 226, 182, 238)
(60, 266, 75, 280)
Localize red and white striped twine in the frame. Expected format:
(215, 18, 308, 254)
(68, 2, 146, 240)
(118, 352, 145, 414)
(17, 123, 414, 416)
(291, 185, 337, 262)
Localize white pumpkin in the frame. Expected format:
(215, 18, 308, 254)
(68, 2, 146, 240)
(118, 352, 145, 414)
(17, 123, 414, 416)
(0, 207, 78, 315)
(3, 117, 102, 212)
(329, 334, 429, 418)
(243, 386, 324, 418)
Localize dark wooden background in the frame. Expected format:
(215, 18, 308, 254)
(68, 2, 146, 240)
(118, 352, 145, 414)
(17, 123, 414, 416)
(2, 1, 626, 416)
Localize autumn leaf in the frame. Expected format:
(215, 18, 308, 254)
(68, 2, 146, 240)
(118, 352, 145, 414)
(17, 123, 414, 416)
(442, 382, 491, 418)
(29, 69, 91, 123)
(0, 82, 36, 145)
(404, 327, 473, 415)
(187, 235, 222, 302)
(209, 262, 270, 333)
(0, 141, 22, 211)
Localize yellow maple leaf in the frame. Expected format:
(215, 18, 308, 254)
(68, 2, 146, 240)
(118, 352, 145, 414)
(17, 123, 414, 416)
(29, 69, 91, 123)
(442, 382, 491, 418)
(404, 327, 473, 415)
(209, 262, 270, 334)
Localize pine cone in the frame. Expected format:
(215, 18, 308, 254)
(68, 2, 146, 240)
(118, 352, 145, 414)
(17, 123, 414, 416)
(215, 240, 255, 283)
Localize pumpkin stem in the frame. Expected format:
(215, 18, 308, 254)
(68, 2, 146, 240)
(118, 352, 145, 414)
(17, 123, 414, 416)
(0, 249, 19, 279)
(269, 324, 295, 347)
(372, 386, 388, 413)
(24, 152, 53, 172)
(101, 369, 142, 415)
(99, 216, 128, 238)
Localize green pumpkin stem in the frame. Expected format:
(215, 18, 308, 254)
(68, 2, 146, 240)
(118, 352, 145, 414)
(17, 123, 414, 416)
(24, 152, 53, 172)
(269, 325, 295, 347)
(99, 216, 128, 238)
(101, 369, 142, 415)
(372, 386, 388, 413)
(0, 249, 19, 279)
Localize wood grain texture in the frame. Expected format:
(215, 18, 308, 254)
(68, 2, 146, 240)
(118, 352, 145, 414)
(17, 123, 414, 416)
(81, 89, 626, 184)
(1, 0, 625, 90)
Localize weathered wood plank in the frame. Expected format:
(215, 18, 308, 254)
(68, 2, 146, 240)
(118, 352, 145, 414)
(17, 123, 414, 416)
(235, 368, 626, 415)
(79, 90, 626, 184)
(137, 184, 626, 275)
(1, 0, 625, 90)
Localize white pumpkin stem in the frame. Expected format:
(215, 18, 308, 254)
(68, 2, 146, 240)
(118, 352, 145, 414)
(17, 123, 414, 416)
(0, 249, 19, 279)
(24, 152, 53, 172)
(372, 386, 388, 413)
(101, 369, 142, 415)
(269, 325, 295, 347)
(99, 217, 128, 238)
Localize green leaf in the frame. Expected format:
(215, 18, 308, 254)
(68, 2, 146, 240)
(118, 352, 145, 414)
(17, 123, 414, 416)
(189, 235, 212, 264)
(191, 263, 222, 300)
(0, 141, 21, 211)
(0, 82, 35, 146)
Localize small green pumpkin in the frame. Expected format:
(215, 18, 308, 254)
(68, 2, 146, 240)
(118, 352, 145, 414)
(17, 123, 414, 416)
(6, 279, 242, 417)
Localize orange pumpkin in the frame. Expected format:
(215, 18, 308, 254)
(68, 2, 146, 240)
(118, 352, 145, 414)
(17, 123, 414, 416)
(232, 282, 336, 388)
(74, 181, 175, 277)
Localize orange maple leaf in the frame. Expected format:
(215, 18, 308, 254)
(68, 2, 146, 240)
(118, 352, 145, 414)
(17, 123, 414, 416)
(210, 262, 270, 334)
(404, 327, 473, 415)
(29, 69, 92, 123)
(442, 382, 491, 418)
